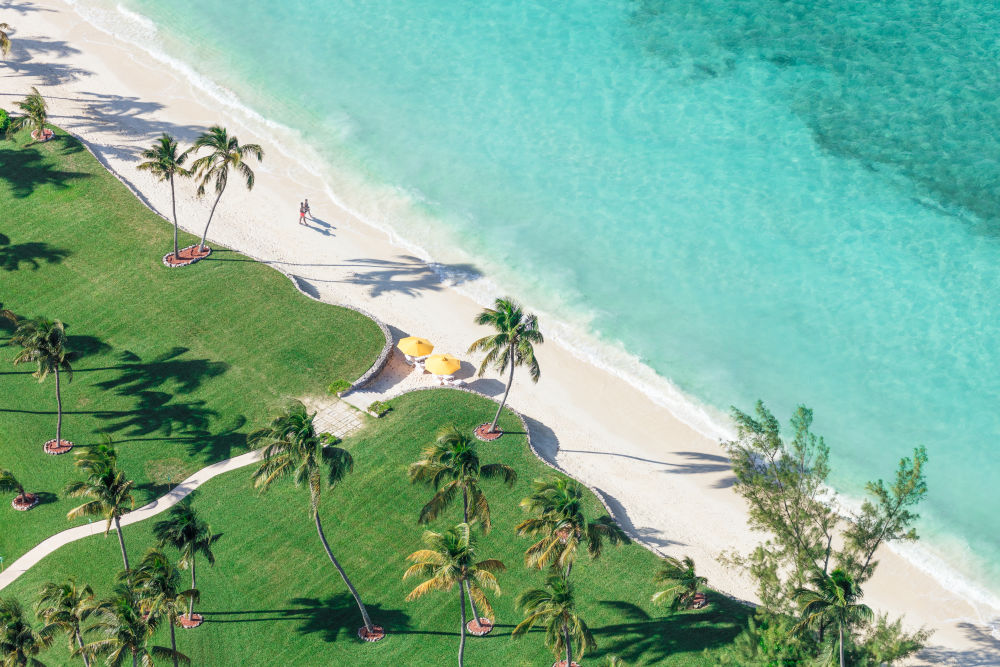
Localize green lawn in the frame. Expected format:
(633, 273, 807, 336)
(0, 127, 385, 561)
(4, 390, 751, 665)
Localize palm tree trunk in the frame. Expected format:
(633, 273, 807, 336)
(169, 619, 179, 667)
(462, 487, 469, 523)
(169, 174, 179, 260)
(488, 347, 515, 433)
(564, 623, 573, 666)
(458, 584, 466, 667)
(54, 366, 62, 445)
(839, 624, 844, 667)
(114, 514, 130, 574)
(188, 558, 196, 619)
(132, 651, 138, 667)
(75, 627, 90, 667)
(199, 188, 224, 251)
(315, 512, 374, 632)
(463, 579, 481, 629)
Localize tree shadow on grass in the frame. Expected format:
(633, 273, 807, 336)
(0, 147, 91, 198)
(94, 391, 217, 439)
(93, 347, 228, 396)
(593, 597, 746, 664)
(0, 239, 71, 271)
(200, 595, 412, 643)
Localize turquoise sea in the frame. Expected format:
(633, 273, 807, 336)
(78, 0, 1000, 603)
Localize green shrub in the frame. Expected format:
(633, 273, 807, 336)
(367, 400, 391, 417)
(328, 379, 352, 395)
(0, 109, 10, 136)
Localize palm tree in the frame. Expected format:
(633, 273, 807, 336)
(0, 597, 52, 667)
(468, 297, 543, 435)
(516, 476, 629, 577)
(0, 302, 16, 324)
(651, 555, 707, 610)
(137, 134, 191, 263)
(408, 426, 516, 532)
(64, 446, 135, 573)
(11, 318, 73, 452)
(0, 468, 36, 510)
(794, 568, 874, 667)
(249, 400, 380, 638)
(512, 574, 595, 667)
(404, 523, 504, 666)
(0, 23, 12, 59)
(189, 125, 263, 252)
(7, 88, 49, 141)
(83, 585, 187, 667)
(130, 549, 197, 667)
(36, 579, 98, 667)
(152, 501, 219, 623)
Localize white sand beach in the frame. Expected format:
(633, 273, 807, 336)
(2, 2, 999, 662)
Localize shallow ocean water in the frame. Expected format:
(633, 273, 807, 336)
(94, 0, 1000, 602)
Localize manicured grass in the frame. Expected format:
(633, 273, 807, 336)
(4, 390, 751, 665)
(0, 127, 385, 561)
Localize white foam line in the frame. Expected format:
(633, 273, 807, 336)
(55, 0, 1000, 622)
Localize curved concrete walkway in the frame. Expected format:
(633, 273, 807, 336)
(0, 450, 262, 592)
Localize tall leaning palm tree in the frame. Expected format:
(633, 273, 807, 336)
(0, 23, 12, 59)
(468, 297, 543, 435)
(189, 125, 263, 252)
(408, 426, 516, 532)
(404, 523, 504, 666)
(64, 446, 135, 573)
(512, 574, 595, 667)
(83, 585, 187, 667)
(11, 318, 73, 451)
(249, 400, 380, 639)
(130, 549, 196, 667)
(516, 476, 629, 577)
(651, 555, 707, 610)
(8, 88, 48, 142)
(152, 501, 218, 624)
(137, 134, 190, 262)
(36, 579, 98, 667)
(793, 568, 874, 667)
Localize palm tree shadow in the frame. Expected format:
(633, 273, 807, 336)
(0, 147, 90, 199)
(93, 347, 228, 395)
(289, 595, 412, 642)
(200, 595, 412, 643)
(0, 236, 71, 271)
(94, 390, 217, 439)
(593, 596, 746, 663)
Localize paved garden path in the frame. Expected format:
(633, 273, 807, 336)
(0, 401, 363, 592)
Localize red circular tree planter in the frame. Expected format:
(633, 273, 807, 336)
(358, 625, 386, 642)
(43, 439, 73, 455)
(31, 129, 55, 142)
(473, 423, 503, 442)
(12, 493, 39, 511)
(163, 245, 212, 268)
(179, 613, 203, 629)
(466, 618, 493, 636)
(552, 662, 581, 667)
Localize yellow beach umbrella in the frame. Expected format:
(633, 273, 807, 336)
(424, 353, 462, 376)
(398, 336, 434, 357)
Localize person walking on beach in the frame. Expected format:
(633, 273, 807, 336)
(299, 202, 307, 225)
(303, 198, 311, 220)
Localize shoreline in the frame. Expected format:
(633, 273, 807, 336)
(3, 0, 999, 660)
